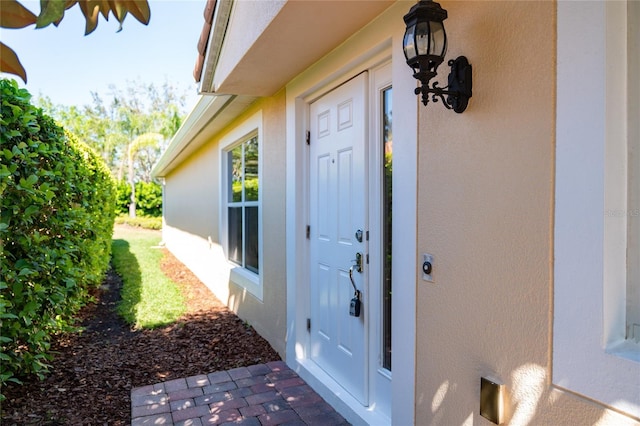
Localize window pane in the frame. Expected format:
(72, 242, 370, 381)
(230, 146, 243, 202)
(227, 135, 260, 276)
(382, 87, 393, 370)
(245, 137, 259, 202)
(228, 207, 243, 266)
(245, 206, 259, 274)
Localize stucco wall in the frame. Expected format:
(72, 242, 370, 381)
(164, 144, 219, 241)
(162, 91, 287, 357)
(415, 1, 637, 425)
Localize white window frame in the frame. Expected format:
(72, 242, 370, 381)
(626, 0, 640, 344)
(554, 1, 639, 419)
(368, 61, 393, 418)
(219, 111, 263, 301)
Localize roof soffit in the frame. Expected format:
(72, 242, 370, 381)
(211, 0, 394, 97)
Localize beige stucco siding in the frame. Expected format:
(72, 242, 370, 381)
(415, 1, 636, 424)
(164, 140, 220, 242)
(162, 91, 287, 357)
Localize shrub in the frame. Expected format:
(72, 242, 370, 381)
(0, 79, 116, 399)
(115, 179, 131, 216)
(115, 180, 162, 217)
(114, 214, 162, 230)
(135, 181, 162, 217)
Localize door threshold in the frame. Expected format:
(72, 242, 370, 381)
(289, 358, 391, 426)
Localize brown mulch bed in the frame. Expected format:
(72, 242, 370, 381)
(0, 247, 281, 425)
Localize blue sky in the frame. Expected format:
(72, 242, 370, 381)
(1, 0, 206, 110)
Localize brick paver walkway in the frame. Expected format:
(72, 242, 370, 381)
(131, 361, 349, 425)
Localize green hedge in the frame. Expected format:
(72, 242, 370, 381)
(115, 179, 131, 215)
(115, 180, 162, 217)
(114, 214, 162, 230)
(0, 79, 116, 399)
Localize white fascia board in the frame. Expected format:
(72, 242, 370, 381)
(199, 0, 234, 95)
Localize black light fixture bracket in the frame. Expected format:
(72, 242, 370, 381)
(414, 56, 472, 113)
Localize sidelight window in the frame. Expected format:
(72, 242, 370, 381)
(382, 86, 393, 370)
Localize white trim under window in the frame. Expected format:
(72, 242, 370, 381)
(554, 1, 640, 419)
(219, 111, 263, 301)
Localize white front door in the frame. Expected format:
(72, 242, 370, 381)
(309, 73, 368, 404)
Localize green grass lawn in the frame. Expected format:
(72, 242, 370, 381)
(111, 225, 186, 328)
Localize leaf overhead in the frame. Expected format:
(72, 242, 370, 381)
(0, 0, 151, 82)
(78, 0, 101, 34)
(0, 43, 27, 83)
(122, 0, 150, 25)
(108, 0, 126, 23)
(53, 1, 80, 27)
(97, 0, 111, 20)
(35, 0, 67, 28)
(0, 0, 37, 29)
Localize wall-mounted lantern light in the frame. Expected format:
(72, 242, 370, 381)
(403, 0, 472, 113)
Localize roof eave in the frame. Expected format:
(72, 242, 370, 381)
(198, 0, 234, 94)
(151, 94, 256, 178)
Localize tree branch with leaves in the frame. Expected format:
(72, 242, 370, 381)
(36, 79, 186, 217)
(1, 0, 151, 82)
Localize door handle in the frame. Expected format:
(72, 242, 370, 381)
(349, 266, 358, 293)
(349, 252, 363, 293)
(348, 256, 363, 318)
(349, 263, 362, 317)
(352, 252, 363, 273)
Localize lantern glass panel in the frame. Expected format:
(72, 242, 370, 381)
(403, 23, 417, 60)
(415, 21, 430, 55)
(430, 21, 447, 57)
